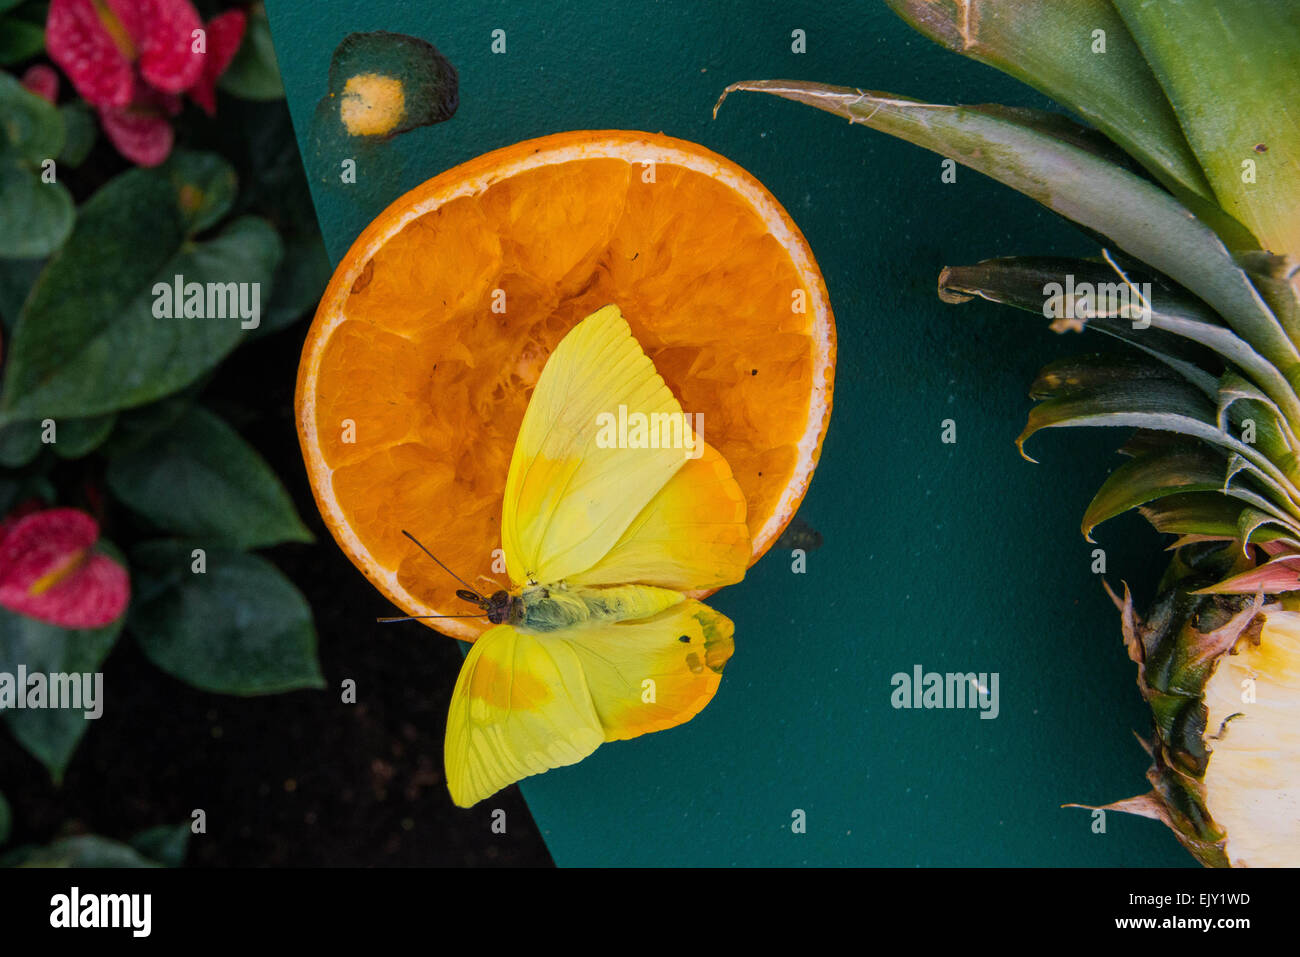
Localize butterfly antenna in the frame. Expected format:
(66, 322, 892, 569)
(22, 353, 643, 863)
(376, 614, 486, 623)
(400, 529, 480, 594)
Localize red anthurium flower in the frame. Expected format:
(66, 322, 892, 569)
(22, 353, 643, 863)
(0, 508, 129, 629)
(189, 9, 246, 116)
(20, 64, 60, 103)
(46, 0, 202, 107)
(96, 76, 181, 166)
(45, 0, 247, 166)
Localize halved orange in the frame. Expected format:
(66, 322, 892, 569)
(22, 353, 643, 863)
(297, 130, 835, 639)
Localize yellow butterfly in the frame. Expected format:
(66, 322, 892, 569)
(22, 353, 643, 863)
(437, 304, 751, 807)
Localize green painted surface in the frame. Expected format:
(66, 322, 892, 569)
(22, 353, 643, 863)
(264, 0, 1192, 866)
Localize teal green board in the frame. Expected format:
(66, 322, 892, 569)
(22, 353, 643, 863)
(264, 0, 1192, 866)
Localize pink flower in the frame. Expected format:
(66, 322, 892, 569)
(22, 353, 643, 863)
(188, 9, 246, 116)
(45, 0, 247, 166)
(20, 64, 60, 103)
(0, 507, 129, 629)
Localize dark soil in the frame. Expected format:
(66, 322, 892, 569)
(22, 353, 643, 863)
(0, 322, 554, 867)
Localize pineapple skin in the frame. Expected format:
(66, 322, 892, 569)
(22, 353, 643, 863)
(1103, 545, 1266, 868)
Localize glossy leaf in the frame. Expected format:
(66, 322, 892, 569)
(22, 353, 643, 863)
(219, 4, 284, 101)
(164, 150, 238, 236)
(0, 421, 40, 468)
(0, 165, 282, 423)
(0, 73, 73, 258)
(128, 542, 324, 696)
(1, 835, 161, 868)
(106, 406, 312, 549)
(57, 103, 96, 167)
(128, 823, 190, 867)
(0, 164, 75, 259)
(53, 413, 117, 459)
(0, 604, 124, 782)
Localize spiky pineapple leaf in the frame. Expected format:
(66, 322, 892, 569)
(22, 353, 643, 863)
(1083, 442, 1229, 541)
(883, 0, 1216, 209)
(1241, 252, 1300, 344)
(938, 256, 1300, 425)
(1113, 0, 1300, 261)
(1140, 492, 1256, 539)
(938, 256, 1219, 392)
(1215, 371, 1299, 474)
(1020, 354, 1300, 512)
(716, 81, 1297, 375)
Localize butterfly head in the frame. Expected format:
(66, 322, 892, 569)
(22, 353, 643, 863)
(457, 587, 520, 625)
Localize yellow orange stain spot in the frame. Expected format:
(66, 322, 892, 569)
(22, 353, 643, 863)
(28, 548, 89, 597)
(340, 74, 406, 137)
(178, 184, 204, 215)
(469, 653, 551, 711)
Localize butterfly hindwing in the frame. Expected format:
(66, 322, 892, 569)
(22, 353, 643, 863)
(565, 599, 736, 742)
(445, 624, 604, 808)
(445, 598, 737, 806)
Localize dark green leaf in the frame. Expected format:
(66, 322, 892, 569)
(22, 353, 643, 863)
(0, 71, 62, 162)
(0, 419, 41, 467)
(106, 406, 311, 548)
(128, 823, 190, 867)
(0, 169, 282, 422)
(219, 4, 284, 101)
(128, 542, 323, 696)
(938, 256, 1300, 425)
(0, 161, 74, 259)
(2, 835, 160, 868)
(0, 473, 52, 517)
(1139, 492, 1277, 541)
(260, 232, 329, 335)
(0, 255, 43, 328)
(99, 389, 201, 457)
(1084, 442, 1229, 541)
(1020, 354, 1300, 513)
(57, 103, 95, 167)
(165, 149, 237, 236)
(0, 19, 44, 66)
(1080, 436, 1297, 543)
(0, 605, 124, 782)
(52, 413, 117, 459)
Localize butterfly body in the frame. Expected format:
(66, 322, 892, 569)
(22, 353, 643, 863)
(509, 582, 683, 634)
(441, 304, 753, 807)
